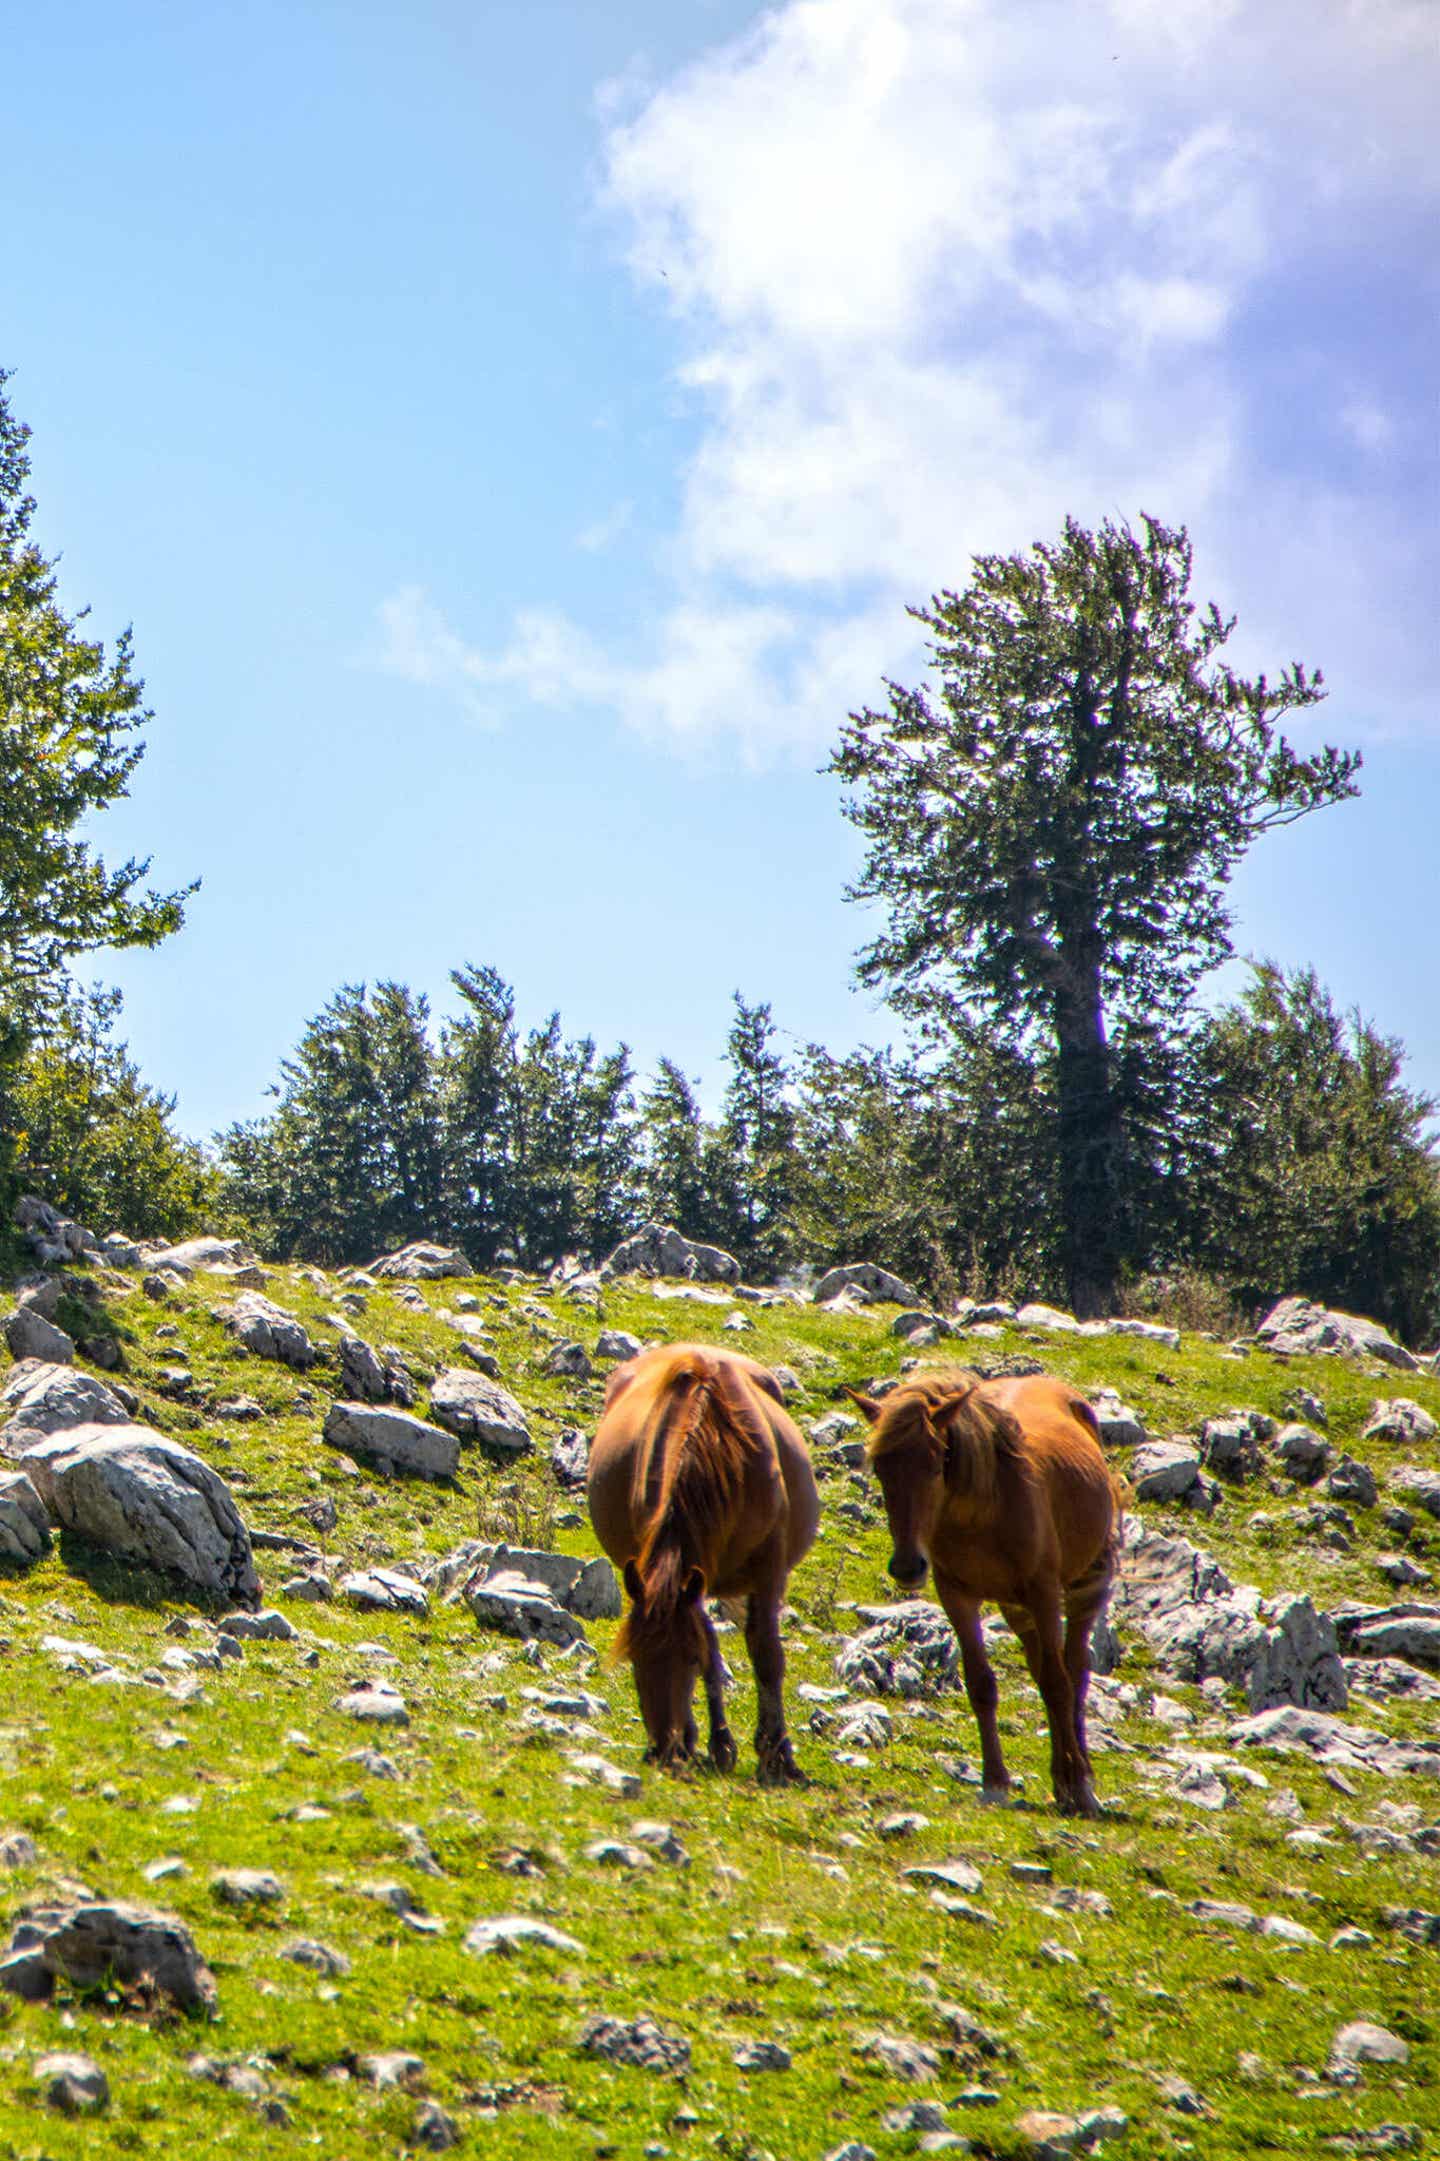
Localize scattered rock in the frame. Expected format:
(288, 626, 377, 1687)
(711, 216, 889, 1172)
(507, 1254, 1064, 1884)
(601, 1224, 740, 1285)
(225, 1293, 314, 1369)
(341, 1569, 430, 1617)
(20, 1422, 260, 1608)
(1112, 1522, 1346, 1710)
(1131, 1439, 1205, 1503)
(812, 1261, 922, 1308)
(1256, 1298, 1416, 1370)
(0, 1472, 49, 1564)
(577, 2012, 690, 2073)
(370, 1242, 475, 1280)
(596, 1330, 643, 1362)
(13, 1195, 97, 1267)
(219, 1608, 296, 1642)
(463, 1914, 582, 1956)
(1329, 2021, 1410, 2079)
(567, 1753, 641, 1797)
(1272, 1423, 1330, 1483)
(837, 1602, 961, 1696)
(734, 2038, 791, 2071)
(323, 1402, 459, 1482)
(428, 1540, 619, 1618)
(4, 1306, 75, 1365)
(428, 1369, 531, 1456)
(1199, 1410, 1273, 1481)
(856, 2031, 939, 2081)
(1229, 1703, 1440, 1780)
(544, 1340, 592, 1378)
(358, 2050, 425, 2090)
(147, 1237, 254, 1275)
(0, 1360, 130, 1457)
(550, 1427, 590, 1487)
(211, 1869, 284, 1907)
(280, 1937, 350, 1976)
(0, 1900, 217, 2011)
(1326, 1454, 1379, 1508)
(334, 1680, 409, 1726)
(1391, 1468, 1440, 1520)
(35, 2050, 109, 2114)
(1363, 1399, 1437, 1446)
(1090, 1390, 1145, 1448)
(1332, 1600, 1440, 1667)
(413, 2100, 461, 2150)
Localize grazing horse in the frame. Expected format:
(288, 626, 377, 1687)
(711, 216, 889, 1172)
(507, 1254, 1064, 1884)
(851, 1369, 1121, 1816)
(588, 1343, 819, 1781)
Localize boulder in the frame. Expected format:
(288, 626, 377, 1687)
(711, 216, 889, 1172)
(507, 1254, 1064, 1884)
(1111, 1522, 1346, 1711)
(19, 1423, 260, 1609)
(98, 1232, 143, 1270)
(370, 1242, 475, 1280)
(0, 1899, 216, 2011)
(1090, 1390, 1145, 1448)
(0, 1361, 130, 1458)
(3, 1307, 74, 1365)
(0, 1474, 49, 1565)
(1362, 1398, 1437, 1446)
(1325, 1454, 1378, 1507)
(467, 1572, 586, 1646)
(35, 2049, 109, 2115)
(1331, 1601, 1440, 1667)
(1199, 1410, 1274, 1481)
(1391, 1467, 1440, 1520)
(1131, 1440, 1204, 1503)
(543, 1341, 592, 1379)
(145, 1237, 254, 1275)
(1109, 1318, 1182, 1350)
(1256, 1297, 1416, 1371)
(601, 1223, 740, 1285)
(891, 1310, 949, 1344)
(13, 1196, 95, 1268)
(429, 1369, 531, 1456)
(1015, 1302, 1082, 1333)
(340, 1568, 430, 1617)
(426, 1540, 619, 1619)
(550, 1427, 590, 1488)
(1272, 1424, 1329, 1483)
(336, 1333, 387, 1402)
(323, 1402, 459, 1482)
(836, 1603, 962, 1697)
(595, 1330, 643, 1363)
(812, 1261, 922, 1308)
(1229, 1703, 1440, 1781)
(225, 1293, 314, 1369)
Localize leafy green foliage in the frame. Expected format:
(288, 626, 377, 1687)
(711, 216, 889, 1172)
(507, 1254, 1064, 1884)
(832, 513, 1360, 1314)
(2, 983, 213, 1239)
(1186, 963, 1440, 1343)
(0, 372, 192, 1013)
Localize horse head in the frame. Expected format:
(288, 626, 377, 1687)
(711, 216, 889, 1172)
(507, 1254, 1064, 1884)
(620, 1556, 709, 1764)
(847, 1386, 946, 1589)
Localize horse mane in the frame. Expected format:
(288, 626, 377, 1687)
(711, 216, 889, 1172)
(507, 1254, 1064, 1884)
(615, 1348, 759, 1660)
(865, 1368, 1028, 1508)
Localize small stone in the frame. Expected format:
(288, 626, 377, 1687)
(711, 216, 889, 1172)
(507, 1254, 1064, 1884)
(358, 2050, 425, 2090)
(1329, 2021, 1410, 2078)
(577, 2012, 690, 2073)
(567, 1753, 641, 1797)
(281, 1937, 350, 1976)
(1015, 2112, 1079, 2156)
(218, 1608, 298, 1642)
(211, 1869, 284, 1906)
(413, 2100, 460, 2151)
(733, 2038, 791, 2071)
(35, 2051, 108, 2115)
(463, 1914, 583, 1956)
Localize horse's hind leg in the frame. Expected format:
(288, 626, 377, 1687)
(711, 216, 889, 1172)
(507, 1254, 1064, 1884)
(745, 1589, 803, 1785)
(701, 1608, 738, 1772)
(934, 1576, 1010, 1801)
(1063, 1568, 1113, 1806)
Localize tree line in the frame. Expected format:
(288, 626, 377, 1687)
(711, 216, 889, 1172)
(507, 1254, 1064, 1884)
(3, 370, 1438, 1339)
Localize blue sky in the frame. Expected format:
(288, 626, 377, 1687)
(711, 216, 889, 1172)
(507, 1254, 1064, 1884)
(7, 0, 1438, 1135)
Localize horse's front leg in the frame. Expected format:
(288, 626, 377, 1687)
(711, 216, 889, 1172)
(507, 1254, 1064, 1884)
(934, 1575, 1010, 1801)
(700, 1608, 738, 1772)
(1006, 1586, 1097, 1817)
(745, 1589, 804, 1785)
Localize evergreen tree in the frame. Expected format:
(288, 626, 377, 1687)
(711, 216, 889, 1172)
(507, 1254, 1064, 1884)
(439, 964, 521, 1265)
(831, 514, 1359, 1315)
(1186, 964, 1440, 1343)
(722, 994, 796, 1277)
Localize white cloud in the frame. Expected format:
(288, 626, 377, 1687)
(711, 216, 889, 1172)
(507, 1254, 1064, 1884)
(380, 0, 1439, 757)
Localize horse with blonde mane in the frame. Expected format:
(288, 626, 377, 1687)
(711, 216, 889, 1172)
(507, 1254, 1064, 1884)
(588, 1343, 819, 1781)
(850, 1369, 1121, 1817)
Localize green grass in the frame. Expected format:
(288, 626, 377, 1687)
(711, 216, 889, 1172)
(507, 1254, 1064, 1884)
(0, 1262, 1435, 2157)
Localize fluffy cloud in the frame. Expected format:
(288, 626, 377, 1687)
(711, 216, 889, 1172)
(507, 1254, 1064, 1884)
(380, 0, 1438, 755)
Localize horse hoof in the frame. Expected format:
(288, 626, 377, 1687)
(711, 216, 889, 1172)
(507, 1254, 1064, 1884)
(708, 1729, 739, 1773)
(757, 1752, 806, 1788)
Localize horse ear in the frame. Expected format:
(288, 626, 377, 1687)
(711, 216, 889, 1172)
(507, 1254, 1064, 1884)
(841, 1385, 883, 1423)
(623, 1559, 643, 1602)
(681, 1566, 706, 1605)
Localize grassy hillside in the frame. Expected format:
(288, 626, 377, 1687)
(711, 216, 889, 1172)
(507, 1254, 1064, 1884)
(0, 1256, 1436, 2159)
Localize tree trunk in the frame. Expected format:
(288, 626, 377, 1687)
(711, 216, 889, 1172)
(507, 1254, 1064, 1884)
(1054, 955, 1124, 1320)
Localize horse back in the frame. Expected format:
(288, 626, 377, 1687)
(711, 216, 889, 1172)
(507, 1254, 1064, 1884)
(980, 1375, 1116, 1588)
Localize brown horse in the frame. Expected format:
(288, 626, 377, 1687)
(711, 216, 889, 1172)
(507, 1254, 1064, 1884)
(850, 1369, 1121, 1817)
(588, 1343, 819, 1781)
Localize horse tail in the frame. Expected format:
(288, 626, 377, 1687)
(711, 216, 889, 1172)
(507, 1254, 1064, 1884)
(616, 1349, 755, 1654)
